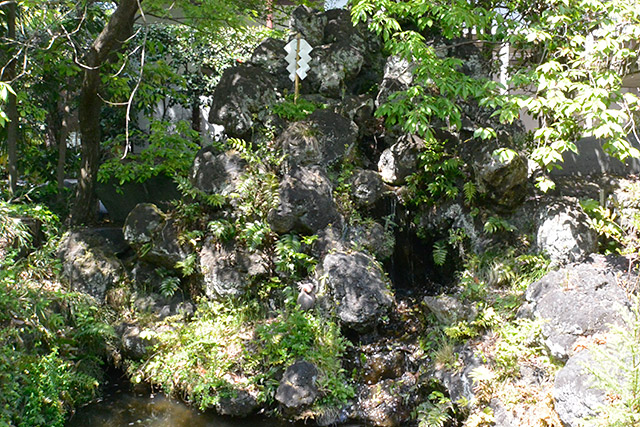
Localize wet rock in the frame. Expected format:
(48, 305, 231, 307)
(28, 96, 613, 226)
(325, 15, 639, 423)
(536, 198, 597, 266)
(553, 350, 605, 427)
(279, 110, 358, 169)
(58, 229, 126, 303)
(208, 65, 279, 139)
(432, 343, 483, 404)
(119, 324, 155, 360)
(190, 147, 246, 196)
(473, 147, 528, 210)
(350, 169, 387, 209)
(200, 239, 267, 300)
(290, 5, 327, 47)
(312, 222, 395, 261)
(360, 345, 407, 385)
(524, 255, 631, 361)
(268, 166, 342, 235)
(215, 389, 258, 417)
(124, 204, 192, 269)
(356, 372, 417, 427)
(321, 251, 394, 331)
(378, 134, 425, 185)
(276, 360, 319, 411)
(423, 294, 478, 325)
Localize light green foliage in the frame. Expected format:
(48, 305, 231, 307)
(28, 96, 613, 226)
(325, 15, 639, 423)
(483, 216, 515, 234)
(136, 300, 354, 412)
(587, 298, 640, 426)
(0, 81, 15, 127)
(415, 390, 457, 427)
(99, 120, 201, 188)
(580, 198, 625, 254)
(271, 96, 324, 121)
(407, 139, 464, 206)
(275, 234, 318, 277)
(352, 0, 640, 191)
(0, 202, 113, 426)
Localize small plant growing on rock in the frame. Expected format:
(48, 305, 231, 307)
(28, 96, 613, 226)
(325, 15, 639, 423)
(586, 298, 640, 426)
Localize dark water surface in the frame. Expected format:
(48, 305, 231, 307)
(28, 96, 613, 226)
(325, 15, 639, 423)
(66, 375, 301, 427)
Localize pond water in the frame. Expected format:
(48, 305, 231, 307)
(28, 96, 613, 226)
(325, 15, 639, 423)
(66, 374, 360, 427)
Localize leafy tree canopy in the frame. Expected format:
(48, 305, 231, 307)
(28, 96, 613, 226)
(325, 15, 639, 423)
(351, 0, 640, 190)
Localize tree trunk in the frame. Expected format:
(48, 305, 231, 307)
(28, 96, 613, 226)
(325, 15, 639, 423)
(71, 0, 140, 225)
(6, 2, 17, 196)
(56, 100, 70, 200)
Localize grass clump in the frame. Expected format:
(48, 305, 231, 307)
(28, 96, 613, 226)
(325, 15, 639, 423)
(133, 298, 354, 414)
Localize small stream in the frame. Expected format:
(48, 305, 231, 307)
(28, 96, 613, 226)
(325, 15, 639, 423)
(65, 374, 321, 427)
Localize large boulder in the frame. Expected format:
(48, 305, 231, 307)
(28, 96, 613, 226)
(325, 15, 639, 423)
(321, 251, 394, 331)
(275, 360, 319, 411)
(190, 147, 246, 196)
(306, 41, 365, 98)
(208, 65, 279, 139)
(123, 203, 191, 269)
(378, 134, 425, 185)
(350, 169, 387, 209)
(96, 174, 181, 224)
(473, 147, 528, 210)
(249, 37, 290, 91)
(199, 239, 267, 300)
(279, 110, 358, 169)
(290, 6, 327, 47)
(523, 255, 631, 361)
(268, 166, 342, 234)
(58, 229, 126, 303)
(536, 198, 597, 266)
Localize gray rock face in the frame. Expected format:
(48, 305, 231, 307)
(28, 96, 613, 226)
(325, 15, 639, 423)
(275, 360, 319, 410)
(524, 255, 631, 361)
(350, 169, 386, 208)
(268, 166, 342, 234)
(279, 110, 358, 169)
(312, 222, 395, 261)
(190, 147, 246, 196)
(124, 204, 191, 269)
(473, 148, 528, 209)
(58, 230, 125, 303)
(306, 41, 365, 98)
(208, 65, 279, 139)
(215, 389, 258, 417)
(536, 198, 597, 266)
(356, 372, 417, 427)
(553, 350, 606, 427)
(432, 344, 483, 405)
(200, 239, 266, 300)
(423, 294, 478, 325)
(376, 55, 414, 108)
(378, 134, 425, 185)
(290, 6, 327, 47)
(321, 251, 394, 331)
(123, 203, 164, 247)
(249, 37, 289, 90)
